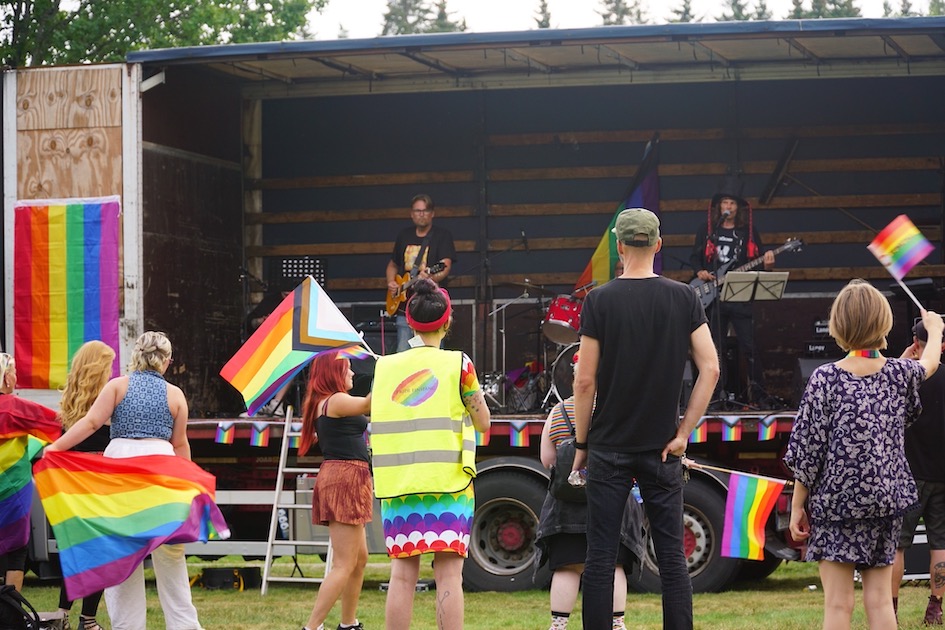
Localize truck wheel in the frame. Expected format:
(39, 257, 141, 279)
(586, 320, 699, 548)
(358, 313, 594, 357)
(631, 477, 742, 594)
(736, 552, 782, 581)
(465, 471, 552, 591)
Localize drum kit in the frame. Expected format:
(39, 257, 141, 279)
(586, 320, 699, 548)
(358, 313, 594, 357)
(482, 280, 594, 413)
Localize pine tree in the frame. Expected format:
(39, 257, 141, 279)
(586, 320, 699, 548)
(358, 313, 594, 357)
(718, 0, 751, 20)
(824, 0, 861, 17)
(535, 0, 552, 28)
(668, 0, 697, 22)
(599, 0, 637, 24)
(426, 0, 466, 32)
(787, 0, 807, 17)
(754, 0, 773, 19)
(930, 0, 944, 14)
(381, 0, 432, 35)
(882, 0, 895, 14)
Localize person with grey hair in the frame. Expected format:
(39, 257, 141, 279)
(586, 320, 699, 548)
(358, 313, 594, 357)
(47, 331, 204, 630)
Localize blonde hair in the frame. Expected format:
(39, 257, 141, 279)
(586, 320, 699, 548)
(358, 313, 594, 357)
(828, 279, 893, 352)
(0, 353, 15, 391)
(59, 341, 116, 429)
(129, 331, 172, 373)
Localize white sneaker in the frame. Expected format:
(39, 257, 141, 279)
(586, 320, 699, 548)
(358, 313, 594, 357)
(237, 399, 284, 418)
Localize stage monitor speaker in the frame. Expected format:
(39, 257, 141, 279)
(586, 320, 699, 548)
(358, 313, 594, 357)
(793, 357, 832, 406)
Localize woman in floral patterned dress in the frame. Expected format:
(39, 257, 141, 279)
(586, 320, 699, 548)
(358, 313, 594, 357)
(785, 279, 944, 630)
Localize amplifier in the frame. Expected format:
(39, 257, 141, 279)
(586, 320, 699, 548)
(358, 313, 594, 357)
(812, 319, 830, 338)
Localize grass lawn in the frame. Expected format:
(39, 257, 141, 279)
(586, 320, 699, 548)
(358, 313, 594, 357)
(18, 555, 940, 629)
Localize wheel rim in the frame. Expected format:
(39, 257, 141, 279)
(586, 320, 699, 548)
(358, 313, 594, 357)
(642, 504, 716, 579)
(469, 496, 539, 576)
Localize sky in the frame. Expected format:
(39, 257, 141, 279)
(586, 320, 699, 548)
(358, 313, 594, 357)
(307, 0, 923, 39)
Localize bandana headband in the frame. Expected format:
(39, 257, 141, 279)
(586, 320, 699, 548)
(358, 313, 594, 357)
(406, 288, 452, 332)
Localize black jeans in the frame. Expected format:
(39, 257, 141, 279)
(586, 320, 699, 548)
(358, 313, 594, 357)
(583, 449, 692, 630)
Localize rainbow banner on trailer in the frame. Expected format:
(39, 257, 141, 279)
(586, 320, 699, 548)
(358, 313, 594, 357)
(721, 416, 742, 442)
(509, 420, 529, 447)
(0, 397, 61, 555)
(758, 415, 779, 441)
(220, 276, 363, 416)
(33, 450, 230, 600)
(476, 428, 491, 447)
(721, 471, 786, 560)
(215, 422, 235, 445)
(575, 136, 661, 290)
(14, 197, 121, 389)
(868, 214, 935, 281)
(250, 422, 270, 448)
(689, 418, 708, 444)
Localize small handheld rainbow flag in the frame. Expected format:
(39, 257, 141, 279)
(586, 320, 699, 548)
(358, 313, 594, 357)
(33, 451, 230, 600)
(509, 420, 529, 447)
(721, 471, 786, 560)
(868, 215, 934, 281)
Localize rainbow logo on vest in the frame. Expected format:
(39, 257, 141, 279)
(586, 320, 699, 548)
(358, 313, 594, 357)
(391, 369, 439, 407)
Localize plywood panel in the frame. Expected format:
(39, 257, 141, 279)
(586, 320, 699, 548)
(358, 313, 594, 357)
(16, 66, 122, 131)
(17, 127, 122, 198)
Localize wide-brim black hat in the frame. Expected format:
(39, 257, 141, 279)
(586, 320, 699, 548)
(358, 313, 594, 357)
(711, 176, 748, 208)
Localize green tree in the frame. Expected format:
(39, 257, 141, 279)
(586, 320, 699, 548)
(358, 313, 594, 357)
(1, 0, 323, 67)
(425, 0, 465, 32)
(718, 0, 751, 20)
(381, 0, 432, 35)
(785, 0, 861, 17)
(787, 0, 807, 17)
(754, 0, 773, 18)
(598, 0, 646, 24)
(930, 0, 944, 14)
(668, 0, 697, 21)
(535, 0, 552, 28)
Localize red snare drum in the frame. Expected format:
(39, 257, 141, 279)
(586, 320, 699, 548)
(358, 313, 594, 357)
(543, 296, 582, 345)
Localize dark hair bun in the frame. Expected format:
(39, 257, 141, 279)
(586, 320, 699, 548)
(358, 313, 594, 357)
(412, 278, 438, 295)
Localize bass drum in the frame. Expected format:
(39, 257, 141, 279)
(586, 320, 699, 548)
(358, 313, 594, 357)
(551, 343, 579, 402)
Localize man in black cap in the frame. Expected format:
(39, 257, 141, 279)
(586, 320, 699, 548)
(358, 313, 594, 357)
(573, 208, 719, 630)
(689, 184, 775, 406)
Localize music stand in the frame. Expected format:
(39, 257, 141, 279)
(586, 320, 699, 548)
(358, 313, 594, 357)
(720, 271, 789, 303)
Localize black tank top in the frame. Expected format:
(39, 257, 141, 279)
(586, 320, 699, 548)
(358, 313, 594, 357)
(315, 395, 369, 462)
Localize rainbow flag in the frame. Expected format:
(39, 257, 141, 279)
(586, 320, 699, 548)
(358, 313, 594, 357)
(14, 197, 121, 389)
(575, 135, 661, 290)
(509, 420, 530, 447)
(336, 346, 373, 361)
(33, 450, 230, 600)
(721, 416, 742, 442)
(721, 471, 786, 560)
(215, 422, 235, 445)
(0, 397, 61, 555)
(250, 421, 271, 447)
(476, 428, 491, 447)
(758, 416, 778, 441)
(689, 419, 708, 444)
(220, 276, 362, 416)
(868, 214, 935, 281)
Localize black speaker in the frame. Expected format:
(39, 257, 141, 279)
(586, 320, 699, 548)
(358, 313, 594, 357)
(793, 357, 832, 405)
(355, 327, 394, 358)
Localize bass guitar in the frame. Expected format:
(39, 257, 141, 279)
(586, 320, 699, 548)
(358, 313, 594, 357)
(386, 261, 447, 317)
(690, 238, 803, 309)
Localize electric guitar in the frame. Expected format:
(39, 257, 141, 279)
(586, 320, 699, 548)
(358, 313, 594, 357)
(689, 238, 803, 309)
(386, 261, 447, 317)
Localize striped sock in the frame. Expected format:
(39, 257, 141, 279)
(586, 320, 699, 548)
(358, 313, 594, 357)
(550, 611, 570, 629)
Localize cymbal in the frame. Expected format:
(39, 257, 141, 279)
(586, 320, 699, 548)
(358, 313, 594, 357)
(497, 281, 558, 297)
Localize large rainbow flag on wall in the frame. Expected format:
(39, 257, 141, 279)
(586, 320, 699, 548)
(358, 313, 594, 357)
(721, 471, 786, 560)
(220, 276, 363, 416)
(33, 451, 230, 600)
(0, 397, 61, 555)
(575, 134, 661, 290)
(868, 214, 935, 281)
(14, 197, 121, 389)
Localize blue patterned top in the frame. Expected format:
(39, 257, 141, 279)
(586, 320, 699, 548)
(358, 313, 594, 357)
(784, 358, 924, 522)
(110, 370, 174, 441)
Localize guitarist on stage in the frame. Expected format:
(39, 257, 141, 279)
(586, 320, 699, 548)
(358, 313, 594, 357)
(386, 194, 455, 352)
(689, 182, 775, 406)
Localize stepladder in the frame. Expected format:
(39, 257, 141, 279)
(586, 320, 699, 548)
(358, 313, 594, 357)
(261, 406, 333, 594)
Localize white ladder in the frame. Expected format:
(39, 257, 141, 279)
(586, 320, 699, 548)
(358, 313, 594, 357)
(261, 407, 333, 594)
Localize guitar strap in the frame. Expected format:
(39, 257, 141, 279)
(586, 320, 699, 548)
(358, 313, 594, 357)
(410, 234, 432, 279)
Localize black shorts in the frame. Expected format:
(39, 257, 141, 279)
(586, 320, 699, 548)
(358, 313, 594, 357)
(1, 545, 28, 574)
(899, 480, 945, 550)
(545, 533, 633, 572)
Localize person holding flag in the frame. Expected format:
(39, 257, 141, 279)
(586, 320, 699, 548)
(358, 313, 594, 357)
(785, 280, 943, 630)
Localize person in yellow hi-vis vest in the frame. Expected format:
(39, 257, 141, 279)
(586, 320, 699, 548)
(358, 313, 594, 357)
(371, 279, 491, 630)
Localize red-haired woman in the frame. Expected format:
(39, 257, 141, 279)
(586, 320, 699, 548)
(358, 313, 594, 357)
(299, 351, 372, 630)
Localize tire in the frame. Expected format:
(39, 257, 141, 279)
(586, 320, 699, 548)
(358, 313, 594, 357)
(465, 470, 552, 592)
(630, 477, 742, 594)
(736, 552, 782, 581)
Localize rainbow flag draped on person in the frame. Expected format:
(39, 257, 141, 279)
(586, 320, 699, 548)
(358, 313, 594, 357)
(868, 214, 935, 281)
(220, 276, 363, 416)
(33, 451, 230, 600)
(721, 471, 786, 560)
(13, 197, 121, 389)
(0, 397, 61, 555)
(575, 134, 661, 291)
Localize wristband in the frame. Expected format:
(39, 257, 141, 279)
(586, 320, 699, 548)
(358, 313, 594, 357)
(574, 440, 588, 450)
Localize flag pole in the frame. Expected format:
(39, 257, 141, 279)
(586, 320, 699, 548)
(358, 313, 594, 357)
(895, 277, 925, 312)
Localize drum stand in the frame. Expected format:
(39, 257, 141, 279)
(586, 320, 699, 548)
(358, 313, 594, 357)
(487, 289, 533, 411)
